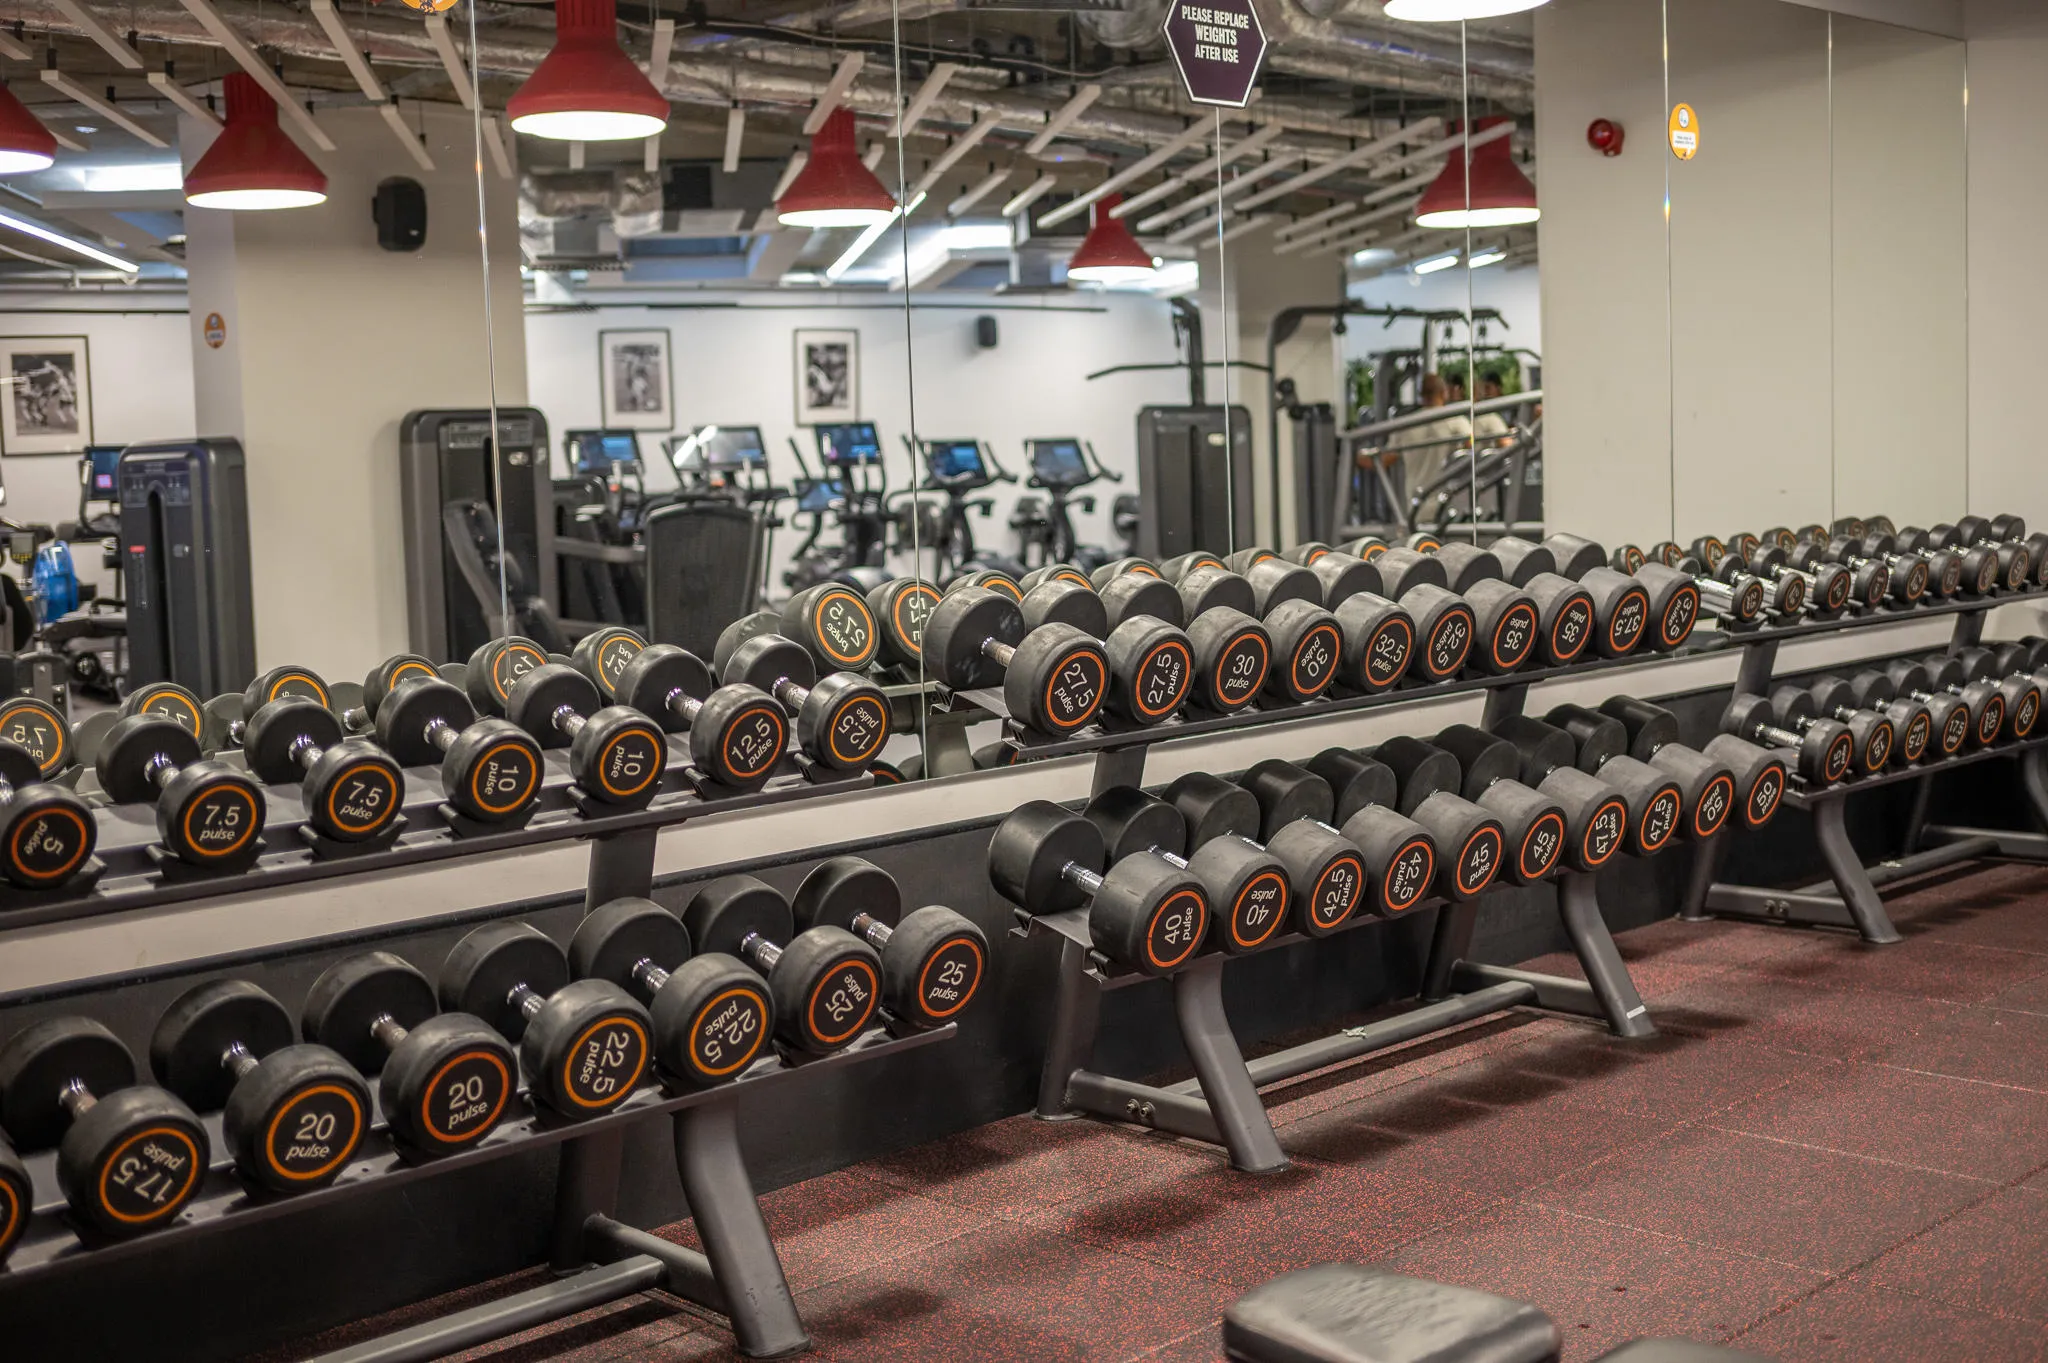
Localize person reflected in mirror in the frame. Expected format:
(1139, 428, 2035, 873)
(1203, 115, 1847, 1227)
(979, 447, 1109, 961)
(1474, 372, 1513, 447)
(1358, 372, 1473, 502)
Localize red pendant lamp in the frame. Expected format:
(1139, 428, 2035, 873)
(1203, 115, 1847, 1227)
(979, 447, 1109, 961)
(776, 108, 896, 228)
(508, 0, 668, 142)
(1066, 193, 1155, 285)
(0, 82, 55, 175)
(184, 74, 327, 211)
(1415, 116, 1539, 229)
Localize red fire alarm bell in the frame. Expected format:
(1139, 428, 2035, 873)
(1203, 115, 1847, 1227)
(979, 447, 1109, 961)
(1587, 119, 1625, 156)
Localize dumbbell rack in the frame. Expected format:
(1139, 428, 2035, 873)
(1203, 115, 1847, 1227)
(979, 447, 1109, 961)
(1011, 673, 1663, 1176)
(1681, 595, 2048, 945)
(0, 763, 951, 1363)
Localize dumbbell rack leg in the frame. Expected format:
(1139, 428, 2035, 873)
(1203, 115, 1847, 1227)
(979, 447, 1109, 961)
(1035, 936, 1104, 1121)
(1700, 800, 1903, 944)
(671, 1097, 810, 1358)
(1678, 836, 1726, 922)
(1553, 871, 1654, 1036)
(1170, 955, 1289, 1174)
(1429, 875, 1656, 1039)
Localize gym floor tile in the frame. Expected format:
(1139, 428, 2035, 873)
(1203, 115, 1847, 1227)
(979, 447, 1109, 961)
(1879, 1003, 2048, 1092)
(1489, 1028, 1820, 1123)
(1254, 1012, 1575, 1126)
(1712, 1062, 2048, 1180)
(1863, 1186, 2048, 1323)
(1513, 948, 1728, 1004)
(1989, 972, 2048, 1015)
(651, 1165, 994, 1293)
(1120, 1324, 1223, 1361)
(1022, 1157, 1498, 1287)
(1537, 1125, 1990, 1274)
(1749, 933, 2048, 1005)
(1388, 1203, 1824, 1362)
(866, 1110, 1222, 1219)
(1275, 1082, 1677, 1198)
(1606, 916, 1817, 973)
(1729, 1273, 2048, 1363)
(1652, 974, 1967, 1061)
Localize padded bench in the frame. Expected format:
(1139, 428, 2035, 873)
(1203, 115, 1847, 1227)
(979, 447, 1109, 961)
(1223, 1265, 1773, 1363)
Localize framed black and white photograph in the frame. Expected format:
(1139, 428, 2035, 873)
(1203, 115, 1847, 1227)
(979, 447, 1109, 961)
(794, 329, 858, 425)
(0, 336, 92, 456)
(599, 329, 672, 430)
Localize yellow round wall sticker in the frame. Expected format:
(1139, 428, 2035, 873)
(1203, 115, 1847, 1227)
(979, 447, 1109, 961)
(1669, 104, 1700, 160)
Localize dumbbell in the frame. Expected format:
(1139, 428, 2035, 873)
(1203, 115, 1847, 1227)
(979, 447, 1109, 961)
(1527, 707, 1689, 856)
(1485, 540, 1599, 668)
(713, 582, 881, 680)
(1594, 696, 1776, 841)
(0, 1017, 207, 1237)
(1877, 661, 1977, 758)
(1081, 779, 1306, 946)
(722, 632, 892, 773)
(1799, 533, 1900, 608)
(1169, 562, 1351, 704)
(569, 628, 789, 792)
(439, 923, 652, 1117)
(1957, 513, 2048, 590)
(922, 586, 1109, 734)
(1643, 548, 1768, 626)
(0, 732, 95, 888)
(0, 1126, 21, 1263)
(1717, 546, 1812, 619)
(681, 876, 883, 1054)
(94, 714, 265, 869)
(1946, 649, 2043, 743)
(1530, 534, 1654, 658)
(1090, 556, 1162, 589)
(239, 697, 406, 843)
(1722, 693, 1856, 785)
(1767, 685, 1895, 775)
(1897, 525, 2002, 597)
(1009, 578, 1195, 727)
(1822, 534, 1927, 605)
(370, 673, 544, 822)
(1572, 539, 1702, 651)
(792, 858, 989, 1028)
(1372, 733, 1565, 886)
(1899, 655, 2012, 749)
(1879, 527, 1965, 599)
(0, 694, 74, 782)
(866, 576, 943, 676)
(1475, 720, 1634, 871)
(149, 980, 369, 1193)
(1046, 561, 1187, 634)
(1354, 737, 1510, 900)
(988, 800, 1210, 975)
(1813, 675, 1930, 766)
(1282, 543, 1383, 610)
(568, 898, 774, 1088)
(494, 661, 669, 807)
(951, 567, 1023, 600)
(302, 952, 517, 1153)
(1373, 547, 1537, 677)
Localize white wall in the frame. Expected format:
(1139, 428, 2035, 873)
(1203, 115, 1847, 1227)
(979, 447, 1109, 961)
(523, 292, 1190, 584)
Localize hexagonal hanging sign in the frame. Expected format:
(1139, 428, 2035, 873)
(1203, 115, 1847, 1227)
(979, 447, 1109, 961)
(1162, 0, 1267, 109)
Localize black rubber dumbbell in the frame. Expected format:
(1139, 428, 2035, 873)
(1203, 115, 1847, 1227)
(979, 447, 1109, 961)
(1908, 654, 2013, 748)
(1489, 541, 1598, 667)
(240, 697, 406, 843)
(149, 980, 369, 1194)
(1588, 543, 1703, 651)
(1946, 649, 2043, 743)
(1080, 784, 1290, 953)
(0, 731, 95, 888)
(1644, 545, 1767, 626)
(1879, 661, 1977, 758)
(372, 674, 545, 823)
(724, 632, 892, 774)
(1820, 673, 1932, 765)
(951, 567, 1024, 600)
(439, 923, 652, 1117)
(714, 582, 882, 680)
(1534, 533, 1654, 658)
(1379, 731, 1566, 886)
(865, 577, 943, 676)
(572, 628, 788, 792)
(922, 586, 1110, 734)
(1593, 697, 1758, 841)
(1883, 527, 1965, 599)
(988, 800, 1210, 975)
(1532, 706, 1690, 856)
(1475, 720, 1635, 872)
(1977, 514, 2048, 589)
(1046, 561, 1185, 632)
(1012, 578, 1196, 727)
(1172, 563, 1350, 705)
(302, 952, 517, 1154)
(0, 1126, 23, 1264)
(95, 714, 265, 869)
(0, 694, 75, 783)
(792, 858, 990, 1029)
(1767, 685, 1894, 775)
(0, 1017, 208, 1238)
(682, 876, 883, 1055)
(1158, 551, 1227, 583)
(1716, 545, 1813, 620)
(472, 648, 668, 809)
(1358, 736, 1510, 900)
(1721, 693, 1856, 785)
(1957, 513, 2048, 591)
(1378, 547, 1536, 678)
(1090, 556, 1163, 590)
(1284, 543, 1381, 610)
(1793, 531, 1895, 610)
(1824, 534, 1927, 606)
(569, 898, 774, 1089)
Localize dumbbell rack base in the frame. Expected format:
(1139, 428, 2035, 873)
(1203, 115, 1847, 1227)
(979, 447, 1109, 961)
(1024, 868, 1654, 1176)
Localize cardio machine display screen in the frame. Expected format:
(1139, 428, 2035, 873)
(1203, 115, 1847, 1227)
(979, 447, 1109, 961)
(815, 423, 882, 466)
(568, 430, 640, 474)
(1030, 439, 1089, 487)
(86, 445, 123, 496)
(924, 440, 986, 482)
(673, 425, 766, 471)
(794, 477, 847, 514)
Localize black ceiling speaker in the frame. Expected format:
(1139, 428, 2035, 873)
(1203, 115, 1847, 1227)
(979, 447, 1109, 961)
(975, 315, 1000, 349)
(373, 177, 427, 252)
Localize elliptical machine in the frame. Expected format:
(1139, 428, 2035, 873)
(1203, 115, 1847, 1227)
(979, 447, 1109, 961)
(898, 437, 1026, 584)
(1021, 437, 1122, 571)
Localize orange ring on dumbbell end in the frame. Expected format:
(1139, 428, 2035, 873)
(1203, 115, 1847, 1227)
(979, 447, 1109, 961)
(1489, 602, 1538, 671)
(1131, 639, 1193, 720)
(1425, 606, 1475, 677)
(257, 669, 330, 708)
(686, 986, 771, 1077)
(324, 759, 401, 836)
(260, 1083, 366, 1183)
(1546, 596, 1592, 665)
(466, 739, 542, 816)
(418, 1049, 512, 1146)
(95, 1125, 203, 1225)
(8, 802, 90, 882)
(1606, 586, 1650, 654)
(804, 957, 880, 1047)
(1692, 774, 1736, 839)
(915, 934, 986, 1020)
(556, 1013, 650, 1110)
(1636, 792, 1678, 853)
(1211, 630, 1270, 705)
(594, 722, 667, 800)
(1310, 853, 1365, 930)
(181, 781, 260, 858)
(718, 704, 788, 781)
(1037, 645, 1108, 731)
(808, 588, 877, 668)
(0, 1168, 19, 1250)
(1227, 870, 1289, 950)
(488, 643, 548, 704)
(1142, 888, 1209, 972)
(889, 582, 940, 654)
(1456, 827, 1503, 896)
(1291, 622, 1343, 698)
(1517, 811, 1566, 881)
(1384, 837, 1435, 912)
(1659, 584, 1700, 647)
(824, 694, 889, 767)
(1581, 798, 1628, 866)
(1741, 762, 1786, 828)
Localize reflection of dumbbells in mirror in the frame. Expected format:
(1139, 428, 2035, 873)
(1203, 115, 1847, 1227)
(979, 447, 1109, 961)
(682, 876, 883, 1055)
(1820, 533, 1930, 606)
(1347, 737, 1511, 901)
(989, 800, 1210, 976)
(95, 714, 265, 869)
(302, 952, 516, 1153)
(1145, 555, 1349, 707)
(569, 898, 774, 1089)
(1372, 733, 1566, 887)
(1891, 656, 2016, 749)
(439, 924, 652, 1117)
(1367, 545, 1535, 679)
(1083, 781, 1295, 950)
(0, 730, 96, 888)
(1007, 575, 1195, 726)
(792, 858, 989, 1028)
(1544, 533, 1699, 652)
(1743, 541, 1852, 617)
(865, 576, 942, 680)
(921, 585, 1110, 734)
(1720, 693, 1856, 786)
(1521, 708, 1689, 856)
(241, 697, 406, 844)
(1472, 537, 1605, 669)
(0, 694, 77, 785)
(714, 583, 881, 681)
(149, 980, 369, 1193)
(1946, 649, 2043, 743)
(571, 627, 788, 793)
(461, 639, 670, 809)
(368, 671, 543, 824)
(723, 632, 891, 774)
(0, 1017, 208, 1238)
(1791, 530, 1893, 609)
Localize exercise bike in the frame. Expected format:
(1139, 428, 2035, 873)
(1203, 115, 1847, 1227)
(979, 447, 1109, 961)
(1020, 437, 1122, 571)
(782, 423, 894, 593)
(897, 436, 1026, 584)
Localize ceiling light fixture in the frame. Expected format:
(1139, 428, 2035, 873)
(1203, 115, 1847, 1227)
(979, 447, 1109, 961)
(1066, 193, 1155, 285)
(777, 107, 896, 228)
(0, 83, 56, 174)
(0, 208, 137, 271)
(1467, 249, 1507, 269)
(183, 73, 327, 211)
(1412, 252, 1461, 274)
(1383, 0, 1551, 20)
(1416, 116, 1539, 229)
(508, 0, 669, 142)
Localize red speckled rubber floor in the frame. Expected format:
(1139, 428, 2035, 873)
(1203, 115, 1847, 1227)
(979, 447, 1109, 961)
(272, 860, 2048, 1362)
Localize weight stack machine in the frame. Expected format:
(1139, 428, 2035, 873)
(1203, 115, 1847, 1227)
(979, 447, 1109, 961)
(119, 438, 256, 696)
